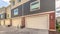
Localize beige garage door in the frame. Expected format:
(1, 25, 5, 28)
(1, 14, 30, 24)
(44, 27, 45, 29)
(12, 18, 21, 27)
(5, 19, 10, 25)
(1, 20, 4, 26)
(26, 14, 49, 29)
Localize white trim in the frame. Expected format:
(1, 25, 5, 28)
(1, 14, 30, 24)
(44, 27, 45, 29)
(49, 29, 56, 31)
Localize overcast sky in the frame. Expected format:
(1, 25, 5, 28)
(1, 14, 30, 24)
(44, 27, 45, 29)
(56, 0, 60, 17)
(0, 0, 10, 8)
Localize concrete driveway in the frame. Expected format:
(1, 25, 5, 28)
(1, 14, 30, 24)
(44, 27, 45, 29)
(0, 26, 48, 34)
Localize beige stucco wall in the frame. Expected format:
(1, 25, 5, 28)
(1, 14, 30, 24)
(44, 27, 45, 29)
(5, 19, 10, 26)
(0, 7, 6, 14)
(11, 0, 29, 9)
(6, 5, 11, 18)
(1, 20, 5, 26)
(25, 14, 49, 29)
(12, 17, 21, 27)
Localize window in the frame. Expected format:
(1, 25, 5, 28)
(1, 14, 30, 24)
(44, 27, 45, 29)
(30, 0, 37, 2)
(30, 1, 40, 11)
(12, 1, 15, 6)
(1, 14, 4, 18)
(17, 0, 21, 2)
(8, 14, 9, 17)
(14, 8, 18, 16)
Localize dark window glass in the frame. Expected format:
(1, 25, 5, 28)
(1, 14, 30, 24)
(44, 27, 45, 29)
(31, 2, 39, 5)
(5, 13, 7, 19)
(12, 1, 15, 6)
(30, 0, 37, 2)
(17, 0, 21, 2)
(8, 14, 9, 17)
(14, 8, 18, 16)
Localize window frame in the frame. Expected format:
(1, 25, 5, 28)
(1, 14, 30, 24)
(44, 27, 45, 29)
(12, 1, 15, 6)
(7, 14, 9, 18)
(30, 0, 40, 11)
(17, 0, 21, 2)
(14, 8, 19, 16)
(1, 14, 4, 19)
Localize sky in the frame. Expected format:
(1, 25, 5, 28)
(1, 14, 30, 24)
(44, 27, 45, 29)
(0, 0, 10, 8)
(56, 0, 60, 17)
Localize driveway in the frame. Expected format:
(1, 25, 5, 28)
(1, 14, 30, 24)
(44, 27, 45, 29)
(0, 26, 48, 34)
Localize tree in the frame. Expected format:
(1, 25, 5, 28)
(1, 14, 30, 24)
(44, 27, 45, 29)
(56, 20, 60, 32)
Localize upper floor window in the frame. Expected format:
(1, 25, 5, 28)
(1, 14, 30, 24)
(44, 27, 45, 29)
(7, 14, 9, 18)
(30, 0, 37, 2)
(30, 1, 40, 11)
(14, 8, 18, 16)
(12, 1, 15, 6)
(17, 0, 21, 2)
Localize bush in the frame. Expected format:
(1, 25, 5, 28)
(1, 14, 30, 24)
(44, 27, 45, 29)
(56, 20, 60, 32)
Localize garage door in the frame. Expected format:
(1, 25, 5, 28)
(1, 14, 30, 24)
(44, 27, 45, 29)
(26, 14, 49, 29)
(12, 18, 21, 27)
(1, 20, 4, 26)
(5, 19, 10, 25)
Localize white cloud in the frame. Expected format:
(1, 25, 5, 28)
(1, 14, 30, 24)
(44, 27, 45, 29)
(3, 0, 10, 2)
(2, 0, 10, 4)
(56, 0, 60, 17)
(56, 0, 60, 8)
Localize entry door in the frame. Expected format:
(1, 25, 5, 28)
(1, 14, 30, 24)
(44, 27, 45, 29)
(12, 18, 21, 27)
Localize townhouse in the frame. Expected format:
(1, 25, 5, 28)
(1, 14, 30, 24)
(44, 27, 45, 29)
(0, 0, 56, 34)
(10, 0, 56, 34)
(5, 5, 12, 26)
(0, 7, 6, 26)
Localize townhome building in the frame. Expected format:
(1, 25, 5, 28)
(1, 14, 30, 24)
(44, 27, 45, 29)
(0, 7, 6, 26)
(5, 5, 12, 26)
(0, 0, 56, 34)
(10, 0, 56, 34)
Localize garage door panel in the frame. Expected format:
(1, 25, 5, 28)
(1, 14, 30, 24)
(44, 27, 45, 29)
(1, 20, 4, 26)
(12, 18, 21, 27)
(26, 15, 49, 29)
(5, 19, 10, 25)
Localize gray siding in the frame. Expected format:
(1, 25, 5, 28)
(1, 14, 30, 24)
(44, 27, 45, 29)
(23, 0, 55, 15)
(11, 5, 22, 18)
(40, 0, 55, 11)
(11, 0, 55, 17)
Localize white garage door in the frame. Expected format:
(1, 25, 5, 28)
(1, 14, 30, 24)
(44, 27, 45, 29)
(1, 20, 4, 26)
(12, 18, 21, 27)
(5, 19, 10, 25)
(26, 14, 49, 29)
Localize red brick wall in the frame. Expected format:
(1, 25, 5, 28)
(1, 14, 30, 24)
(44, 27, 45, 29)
(10, 19, 12, 26)
(21, 17, 25, 28)
(49, 12, 56, 30)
